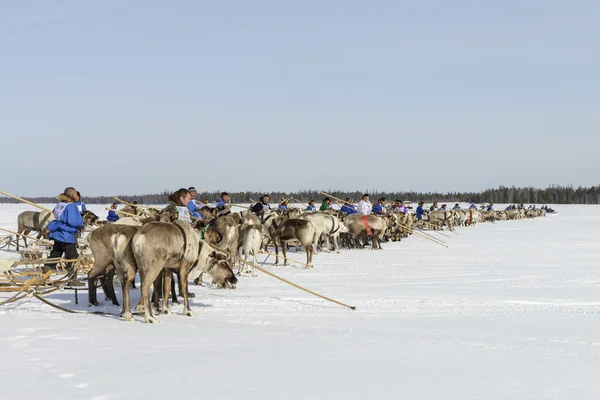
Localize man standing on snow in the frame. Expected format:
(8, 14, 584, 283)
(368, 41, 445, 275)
(416, 201, 427, 221)
(45, 187, 84, 286)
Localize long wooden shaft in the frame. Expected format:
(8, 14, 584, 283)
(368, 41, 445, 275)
(320, 192, 357, 209)
(259, 249, 311, 268)
(112, 196, 163, 210)
(291, 198, 309, 208)
(0, 227, 43, 242)
(397, 223, 448, 248)
(0, 190, 53, 213)
(105, 207, 140, 218)
(420, 220, 459, 235)
(204, 241, 356, 310)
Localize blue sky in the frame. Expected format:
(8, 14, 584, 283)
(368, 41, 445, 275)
(1, 1, 598, 196)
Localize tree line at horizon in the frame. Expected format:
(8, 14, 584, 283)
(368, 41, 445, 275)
(1, 185, 600, 205)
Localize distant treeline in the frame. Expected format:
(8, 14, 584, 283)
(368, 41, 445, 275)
(1, 185, 599, 205)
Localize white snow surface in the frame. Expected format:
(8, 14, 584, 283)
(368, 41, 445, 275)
(1, 204, 600, 400)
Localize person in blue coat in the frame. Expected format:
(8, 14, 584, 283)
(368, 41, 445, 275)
(416, 201, 427, 221)
(107, 203, 120, 222)
(216, 192, 230, 208)
(372, 198, 386, 215)
(340, 198, 357, 215)
(278, 199, 289, 211)
(306, 200, 317, 212)
(469, 202, 477, 209)
(487, 202, 494, 211)
(187, 187, 202, 218)
(74, 191, 87, 212)
(45, 187, 84, 286)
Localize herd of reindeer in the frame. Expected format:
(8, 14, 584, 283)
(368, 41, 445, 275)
(11, 199, 550, 323)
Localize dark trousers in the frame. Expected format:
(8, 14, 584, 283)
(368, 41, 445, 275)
(47, 240, 79, 275)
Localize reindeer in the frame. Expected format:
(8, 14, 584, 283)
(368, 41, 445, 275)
(237, 223, 263, 276)
(275, 218, 317, 267)
(16, 211, 54, 250)
(87, 224, 139, 308)
(133, 221, 237, 323)
(342, 214, 388, 250)
(299, 212, 343, 253)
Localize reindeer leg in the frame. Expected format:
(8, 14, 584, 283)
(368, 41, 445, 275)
(282, 241, 289, 266)
(104, 268, 119, 306)
(119, 266, 136, 322)
(170, 272, 179, 304)
(140, 268, 161, 323)
(161, 271, 173, 315)
(180, 265, 195, 317)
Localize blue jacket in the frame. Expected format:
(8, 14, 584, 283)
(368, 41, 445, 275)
(469, 204, 477, 209)
(278, 204, 287, 210)
(107, 210, 120, 222)
(47, 202, 83, 244)
(372, 203, 384, 214)
(416, 205, 426, 220)
(306, 205, 316, 211)
(188, 200, 200, 215)
(216, 197, 227, 208)
(74, 201, 87, 212)
(487, 205, 494, 211)
(340, 204, 356, 214)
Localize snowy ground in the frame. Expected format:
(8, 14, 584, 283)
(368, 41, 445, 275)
(1, 204, 600, 400)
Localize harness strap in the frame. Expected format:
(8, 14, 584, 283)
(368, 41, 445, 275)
(173, 223, 188, 261)
(329, 215, 340, 235)
(361, 216, 373, 236)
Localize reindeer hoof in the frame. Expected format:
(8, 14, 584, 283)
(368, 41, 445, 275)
(160, 308, 171, 315)
(284, 262, 290, 266)
(121, 312, 135, 322)
(144, 315, 159, 324)
(134, 304, 145, 313)
(186, 292, 195, 298)
(185, 309, 196, 317)
(89, 301, 99, 307)
(252, 273, 257, 277)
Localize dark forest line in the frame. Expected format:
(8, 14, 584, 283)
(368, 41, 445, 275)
(1, 185, 599, 205)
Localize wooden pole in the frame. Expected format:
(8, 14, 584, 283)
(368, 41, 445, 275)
(417, 224, 452, 239)
(419, 220, 458, 235)
(259, 249, 312, 268)
(414, 228, 450, 246)
(11, 258, 82, 266)
(105, 207, 140, 218)
(0, 190, 53, 213)
(204, 241, 356, 310)
(0, 227, 46, 242)
(396, 222, 448, 248)
(112, 196, 163, 210)
(320, 192, 357, 209)
(291, 197, 309, 209)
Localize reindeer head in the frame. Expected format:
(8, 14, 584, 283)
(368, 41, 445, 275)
(82, 210, 99, 227)
(158, 207, 179, 222)
(207, 251, 237, 289)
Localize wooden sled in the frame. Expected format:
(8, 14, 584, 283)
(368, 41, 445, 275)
(0, 255, 95, 307)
